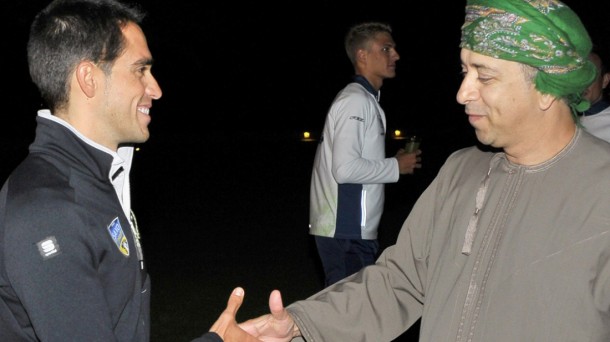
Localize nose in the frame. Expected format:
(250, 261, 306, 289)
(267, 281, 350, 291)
(146, 74, 163, 100)
(456, 75, 477, 105)
(393, 48, 400, 61)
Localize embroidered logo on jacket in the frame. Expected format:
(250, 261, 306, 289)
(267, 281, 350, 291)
(37, 236, 61, 260)
(108, 217, 130, 257)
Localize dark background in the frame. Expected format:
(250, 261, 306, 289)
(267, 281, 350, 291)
(2, 1, 609, 341)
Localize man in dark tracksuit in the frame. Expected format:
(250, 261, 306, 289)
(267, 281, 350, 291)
(0, 112, 152, 341)
(0, 0, 256, 341)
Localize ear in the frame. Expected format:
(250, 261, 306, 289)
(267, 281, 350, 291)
(538, 92, 557, 111)
(602, 72, 610, 90)
(75, 61, 97, 98)
(356, 49, 367, 64)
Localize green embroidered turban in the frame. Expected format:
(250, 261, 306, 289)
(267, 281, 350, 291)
(460, 0, 596, 113)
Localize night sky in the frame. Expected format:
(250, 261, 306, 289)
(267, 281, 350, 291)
(3, 1, 608, 156)
(2, 1, 466, 163)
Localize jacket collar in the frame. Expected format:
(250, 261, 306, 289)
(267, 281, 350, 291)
(36, 110, 134, 216)
(352, 75, 380, 102)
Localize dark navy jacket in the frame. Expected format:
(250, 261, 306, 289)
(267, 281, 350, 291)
(0, 114, 221, 341)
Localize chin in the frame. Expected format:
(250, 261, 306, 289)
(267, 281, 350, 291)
(133, 131, 150, 143)
(474, 132, 491, 146)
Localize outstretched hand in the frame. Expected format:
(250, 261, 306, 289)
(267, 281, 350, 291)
(238, 289, 299, 342)
(209, 287, 262, 342)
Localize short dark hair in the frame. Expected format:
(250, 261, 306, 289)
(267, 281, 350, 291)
(344, 22, 392, 67)
(27, 0, 145, 111)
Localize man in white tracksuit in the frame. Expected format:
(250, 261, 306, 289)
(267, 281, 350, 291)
(309, 22, 421, 287)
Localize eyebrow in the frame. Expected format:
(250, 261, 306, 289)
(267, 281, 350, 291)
(134, 58, 154, 68)
(472, 62, 493, 70)
(462, 61, 497, 74)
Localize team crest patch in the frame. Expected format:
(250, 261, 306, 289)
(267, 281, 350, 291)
(108, 217, 130, 257)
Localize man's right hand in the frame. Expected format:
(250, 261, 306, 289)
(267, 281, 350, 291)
(238, 289, 299, 341)
(396, 149, 422, 174)
(208, 287, 262, 342)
